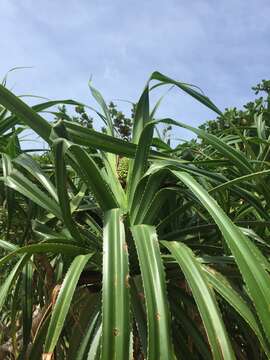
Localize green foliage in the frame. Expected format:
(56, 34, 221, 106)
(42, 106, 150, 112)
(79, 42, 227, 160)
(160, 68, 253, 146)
(0, 73, 270, 360)
(56, 104, 94, 129)
(200, 79, 270, 136)
(102, 101, 135, 141)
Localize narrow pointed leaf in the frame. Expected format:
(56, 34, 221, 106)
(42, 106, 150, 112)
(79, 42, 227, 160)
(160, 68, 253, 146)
(55, 138, 118, 211)
(203, 265, 270, 357)
(127, 123, 154, 210)
(54, 139, 83, 241)
(173, 171, 270, 342)
(88, 82, 114, 136)
(44, 253, 93, 356)
(150, 71, 222, 115)
(22, 262, 33, 355)
(5, 170, 62, 219)
(163, 241, 235, 360)
(0, 243, 89, 268)
(132, 85, 150, 144)
(14, 153, 58, 201)
(131, 225, 174, 360)
(0, 83, 51, 141)
(101, 209, 130, 360)
(0, 254, 30, 312)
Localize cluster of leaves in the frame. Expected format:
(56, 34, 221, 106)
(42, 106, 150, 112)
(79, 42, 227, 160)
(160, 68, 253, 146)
(101, 101, 135, 141)
(56, 104, 94, 129)
(0, 72, 270, 360)
(199, 79, 270, 136)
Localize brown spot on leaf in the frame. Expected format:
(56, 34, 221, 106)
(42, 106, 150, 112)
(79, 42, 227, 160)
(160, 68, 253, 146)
(123, 242, 128, 252)
(125, 274, 130, 288)
(138, 292, 145, 301)
(51, 284, 61, 306)
(156, 313, 161, 321)
(113, 328, 120, 336)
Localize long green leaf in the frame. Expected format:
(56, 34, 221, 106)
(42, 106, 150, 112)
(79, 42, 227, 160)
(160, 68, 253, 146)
(5, 170, 62, 219)
(130, 278, 147, 357)
(209, 169, 270, 193)
(43, 253, 93, 358)
(54, 138, 118, 211)
(173, 171, 270, 342)
(163, 241, 235, 360)
(14, 153, 58, 201)
(127, 123, 154, 210)
(0, 243, 89, 268)
(0, 254, 30, 312)
(2, 153, 15, 237)
(150, 71, 222, 115)
(22, 262, 33, 356)
(88, 323, 102, 359)
(53, 139, 84, 241)
(0, 239, 18, 252)
(101, 151, 127, 209)
(101, 209, 130, 360)
(88, 82, 114, 136)
(132, 85, 149, 144)
(63, 119, 169, 161)
(131, 225, 174, 360)
(172, 119, 253, 174)
(170, 298, 212, 360)
(0, 83, 51, 142)
(203, 265, 270, 357)
(72, 300, 101, 360)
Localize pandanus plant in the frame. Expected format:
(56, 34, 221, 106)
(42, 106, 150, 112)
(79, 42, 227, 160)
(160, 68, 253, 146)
(0, 72, 270, 359)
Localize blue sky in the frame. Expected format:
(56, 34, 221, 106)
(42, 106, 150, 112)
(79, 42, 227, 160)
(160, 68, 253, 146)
(1, 0, 270, 144)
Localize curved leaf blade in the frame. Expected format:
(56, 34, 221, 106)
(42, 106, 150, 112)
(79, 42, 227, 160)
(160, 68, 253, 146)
(173, 171, 270, 343)
(131, 225, 174, 360)
(43, 253, 93, 358)
(163, 241, 235, 360)
(0, 83, 51, 142)
(55, 138, 118, 211)
(203, 265, 270, 357)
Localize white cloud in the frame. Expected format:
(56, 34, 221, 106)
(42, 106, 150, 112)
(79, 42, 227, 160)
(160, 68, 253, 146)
(0, 0, 270, 141)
